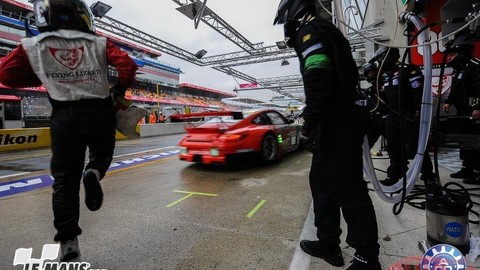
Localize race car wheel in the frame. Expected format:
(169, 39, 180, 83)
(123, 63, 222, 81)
(260, 134, 278, 163)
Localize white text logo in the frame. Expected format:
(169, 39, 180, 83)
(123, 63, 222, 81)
(13, 244, 94, 270)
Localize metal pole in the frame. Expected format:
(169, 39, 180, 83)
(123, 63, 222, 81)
(332, 0, 347, 35)
(193, 0, 208, 29)
(156, 83, 160, 110)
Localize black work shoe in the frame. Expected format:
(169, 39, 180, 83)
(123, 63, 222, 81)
(60, 237, 80, 262)
(299, 240, 344, 267)
(83, 169, 103, 211)
(346, 255, 381, 270)
(450, 167, 473, 179)
(463, 171, 480, 185)
(379, 177, 399, 186)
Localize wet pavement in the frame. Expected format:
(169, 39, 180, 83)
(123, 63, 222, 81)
(0, 134, 479, 269)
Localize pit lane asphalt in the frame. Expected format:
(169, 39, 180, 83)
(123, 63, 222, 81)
(1, 134, 479, 269)
(0, 134, 314, 270)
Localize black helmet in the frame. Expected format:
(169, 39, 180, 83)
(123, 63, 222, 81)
(361, 62, 378, 84)
(371, 47, 399, 69)
(273, 0, 316, 47)
(33, 0, 95, 33)
(446, 32, 475, 68)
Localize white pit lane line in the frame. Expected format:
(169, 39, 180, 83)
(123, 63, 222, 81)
(289, 202, 315, 270)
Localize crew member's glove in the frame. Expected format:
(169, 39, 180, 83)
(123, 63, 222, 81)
(110, 85, 126, 99)
(301, 123, 309, 137)
(301, 121, 316, 139)
(300, 121, 315, 153)
(112, 95, 132, 112)
(110, 85, 132, 112)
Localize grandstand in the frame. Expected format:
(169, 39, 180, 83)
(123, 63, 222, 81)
(0, 0, 243, 128)
(125, 82, 238, 118)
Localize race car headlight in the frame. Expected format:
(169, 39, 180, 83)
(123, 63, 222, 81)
(218, 134, 246, 142)
(210, 148, 220, 156)
(180, 147, 187, 154)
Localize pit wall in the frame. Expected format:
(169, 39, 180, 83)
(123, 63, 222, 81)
(0, 123, 187, 152)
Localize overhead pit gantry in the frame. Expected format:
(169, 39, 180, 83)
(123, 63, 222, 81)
(93, 0, 382, 98)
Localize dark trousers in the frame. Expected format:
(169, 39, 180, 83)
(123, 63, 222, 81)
(385, 115, 412, 179)
(310, 106, 379, 260)
(50, 98, 115, 242)
(385, 114, 434, 180)
(452, 115, 480, 170)
(460, 149, 480, 170)
(367, 115, 386, 149)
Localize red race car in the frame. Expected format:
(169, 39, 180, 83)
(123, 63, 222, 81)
(174, 109, 302, 165)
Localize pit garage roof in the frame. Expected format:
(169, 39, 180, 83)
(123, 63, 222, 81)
(179, 83, 236, 99)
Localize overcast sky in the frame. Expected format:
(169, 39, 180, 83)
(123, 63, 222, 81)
(19, 0, 301, 102)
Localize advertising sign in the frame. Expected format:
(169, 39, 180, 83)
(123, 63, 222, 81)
(410, 0, 448, 66)
(239, 82, 258, 89)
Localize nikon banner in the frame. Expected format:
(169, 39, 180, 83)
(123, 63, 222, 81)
(0, 128, 51, 152)
(0, 128, 128, 152)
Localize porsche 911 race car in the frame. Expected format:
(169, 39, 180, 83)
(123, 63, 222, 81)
(173, 109, 302, 165)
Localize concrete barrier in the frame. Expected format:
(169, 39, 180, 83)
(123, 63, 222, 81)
(0, 123, 188, 152)
(138, 122, 187, 137)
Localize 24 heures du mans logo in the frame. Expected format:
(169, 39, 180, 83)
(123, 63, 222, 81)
(13, 244, 106, 270)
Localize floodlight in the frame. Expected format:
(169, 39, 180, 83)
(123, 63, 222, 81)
(195, 49, 208, 59)
(276, 41, 288, 49)
(90, 1, 112, 18)
(281, 59, 290, 66)
(176, 1, 210, 29)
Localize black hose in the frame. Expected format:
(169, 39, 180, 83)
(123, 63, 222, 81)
(431, 41, 450, 188)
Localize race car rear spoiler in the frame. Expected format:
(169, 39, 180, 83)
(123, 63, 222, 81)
(170, 111, 244, 122)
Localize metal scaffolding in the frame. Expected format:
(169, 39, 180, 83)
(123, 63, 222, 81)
(93, 0, 375, 99)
